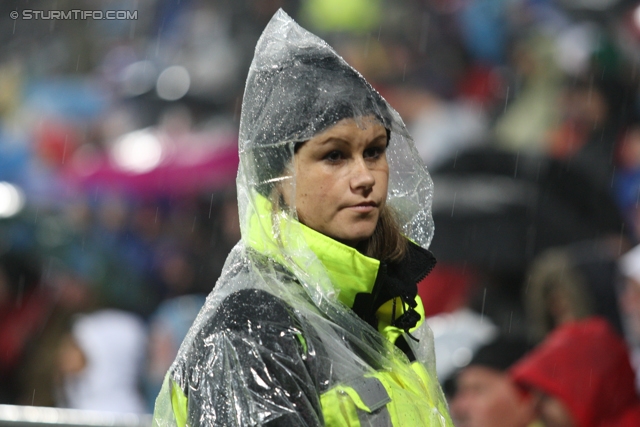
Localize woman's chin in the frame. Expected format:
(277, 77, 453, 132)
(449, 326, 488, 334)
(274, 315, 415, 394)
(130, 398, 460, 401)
(331, 225, 377, 248)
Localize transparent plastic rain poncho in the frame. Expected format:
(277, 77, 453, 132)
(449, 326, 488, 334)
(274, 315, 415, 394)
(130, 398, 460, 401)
(154, 9, 452, 427)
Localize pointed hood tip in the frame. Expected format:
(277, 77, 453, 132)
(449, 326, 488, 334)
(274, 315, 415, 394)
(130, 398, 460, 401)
(273, 8, 291, 20)
(265, 8, 296, 34)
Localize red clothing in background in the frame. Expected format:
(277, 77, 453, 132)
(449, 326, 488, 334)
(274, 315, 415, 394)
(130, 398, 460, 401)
(510, 317, 640, 427)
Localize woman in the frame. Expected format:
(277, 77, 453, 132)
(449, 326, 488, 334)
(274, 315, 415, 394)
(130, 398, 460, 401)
(153, 10, 452, 427)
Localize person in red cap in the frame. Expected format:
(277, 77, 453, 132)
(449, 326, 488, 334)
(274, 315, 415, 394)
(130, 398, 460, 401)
(510, 317, 640, 427)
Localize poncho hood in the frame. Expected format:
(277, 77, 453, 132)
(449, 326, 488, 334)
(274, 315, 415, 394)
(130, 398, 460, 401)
(237, 9, 434, 257)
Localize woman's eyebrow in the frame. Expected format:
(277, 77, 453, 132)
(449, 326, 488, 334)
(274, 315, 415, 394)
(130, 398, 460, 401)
(316, 136, 349, 146)
(371, 133, 387, 142)
(317, 132, 387, 146)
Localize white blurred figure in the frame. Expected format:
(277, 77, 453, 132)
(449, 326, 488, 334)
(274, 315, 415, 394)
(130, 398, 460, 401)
(427, 308, 498, 383)
(58, 309, 148, 414)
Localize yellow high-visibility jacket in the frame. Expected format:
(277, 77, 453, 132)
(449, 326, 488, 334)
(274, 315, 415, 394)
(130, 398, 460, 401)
(153, 9, 453, 427)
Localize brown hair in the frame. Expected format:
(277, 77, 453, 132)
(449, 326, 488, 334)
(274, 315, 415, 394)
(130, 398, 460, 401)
(359, 204, 408, 263)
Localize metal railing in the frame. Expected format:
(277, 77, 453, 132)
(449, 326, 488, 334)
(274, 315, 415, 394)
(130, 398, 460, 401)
(0, 405, 152, 427)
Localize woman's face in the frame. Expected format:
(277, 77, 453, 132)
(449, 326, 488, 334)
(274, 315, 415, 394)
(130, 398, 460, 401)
(287, 117, 389, 247)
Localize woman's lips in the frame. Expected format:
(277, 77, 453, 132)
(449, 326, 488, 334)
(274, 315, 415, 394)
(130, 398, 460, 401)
(346, 201, 378, 212)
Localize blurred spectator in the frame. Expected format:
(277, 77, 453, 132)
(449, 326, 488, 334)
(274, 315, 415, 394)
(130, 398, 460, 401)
(418, 263, 476, 317)
(524, 239, 624, 344)
(619, 243, 640, 391)
(511, 317, 640, 427)
(153, 246, 199, 298)
(494, 32, 563, 153)
(424, 264, 499, 382)
(143, 293, 205, 411)
(17, 307, 76, 406)
(0, 250, 48, 403)
(16, 306, 148, 412)
(546, 80, 609, 160)
(57, 309, 147, 413)
(450, 336, 538, 427)
(614, 120, 640, 238)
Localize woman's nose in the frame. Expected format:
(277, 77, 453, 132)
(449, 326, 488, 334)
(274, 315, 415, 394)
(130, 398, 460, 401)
(350, 157, 375, 190)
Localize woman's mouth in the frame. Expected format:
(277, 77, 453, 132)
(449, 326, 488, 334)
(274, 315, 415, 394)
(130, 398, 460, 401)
(347, 201, 378, 212)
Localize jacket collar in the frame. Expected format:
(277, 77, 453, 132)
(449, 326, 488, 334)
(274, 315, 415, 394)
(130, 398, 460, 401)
(245, 193, 435, 330)
(245, 192, 380, 308)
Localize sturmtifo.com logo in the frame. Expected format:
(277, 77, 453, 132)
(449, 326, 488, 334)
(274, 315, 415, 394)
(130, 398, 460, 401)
(10, 9, 138, 20)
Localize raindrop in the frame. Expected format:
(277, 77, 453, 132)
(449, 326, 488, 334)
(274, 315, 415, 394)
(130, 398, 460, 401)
(610, 167, 616, 188)
(619, 223, 626, 256)
(44, 258, 53, 282)
(504, 86, 510, 114)
(514, 152, 519, 178)
(450, 192, 457, 217)
(62, 135, 68, 164)
(377, 25, 381, 41)
(155, 207, 159, 223)
(209, 194, 214, 218)
(480, 288, 487, 324)
(508, 311, 513, 333)
(76, 55, 81, 72)
(402, 63, 407, 82)
(192, 215, 196, 233)
(12, 17, 17, 35)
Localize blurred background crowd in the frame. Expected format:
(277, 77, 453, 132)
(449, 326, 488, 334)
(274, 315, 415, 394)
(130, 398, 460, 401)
(2, 0, 640, 425)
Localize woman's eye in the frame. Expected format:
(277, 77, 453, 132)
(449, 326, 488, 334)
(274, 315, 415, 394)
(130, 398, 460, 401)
(324, 151, 343, 162)
(364, 147, 385, 159)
